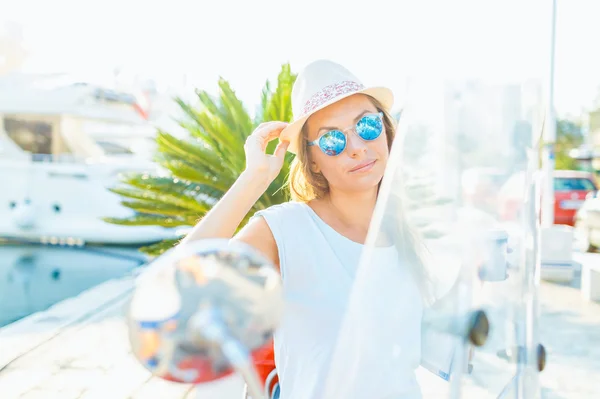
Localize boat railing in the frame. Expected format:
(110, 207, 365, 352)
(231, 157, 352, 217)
(30, 153, 92, 164)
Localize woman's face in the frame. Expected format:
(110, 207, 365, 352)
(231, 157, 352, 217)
(305, 94, 390, 194)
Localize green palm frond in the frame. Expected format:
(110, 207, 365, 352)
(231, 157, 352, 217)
(118, 173, 223, 199)
(175, 99, 241, 162)
(155, 157, 233, 191)
(261, 63, 296, 123)
(105, 63, 297, 255)
(179, 100, 245, 168)
(155, 131, 236, 177)
(256, 80, 272, 126)
(217, 78, 254, 142)
(119, 200, 195, 217)
(108, 187, 209, 213)
(118, 173, 193, 194)
(103, 214, 190, 227)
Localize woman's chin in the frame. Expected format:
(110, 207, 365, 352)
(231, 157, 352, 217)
(343, 174, 385, 193)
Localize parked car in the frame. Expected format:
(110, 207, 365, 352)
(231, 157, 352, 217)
(553, 170, 597, 226)
(574, 189, 600, 252)
(498, 170, 598, 225)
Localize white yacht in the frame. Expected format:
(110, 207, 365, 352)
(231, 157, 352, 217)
(0, 73, 184, 245)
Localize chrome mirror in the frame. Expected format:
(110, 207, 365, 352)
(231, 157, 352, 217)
(127, 239, 283, 399)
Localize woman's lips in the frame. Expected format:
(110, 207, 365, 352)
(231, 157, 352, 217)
(349, 160, 376, 173)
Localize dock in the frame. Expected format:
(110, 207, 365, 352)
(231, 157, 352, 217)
(0, 276, 245, 399)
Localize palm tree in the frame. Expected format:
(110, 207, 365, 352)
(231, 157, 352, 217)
(104, 64, 297, 255)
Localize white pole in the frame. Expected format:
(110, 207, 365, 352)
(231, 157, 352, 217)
(541, 0, 557, 227)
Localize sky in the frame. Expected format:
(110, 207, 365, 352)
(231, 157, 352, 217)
(1, 0, 599, 119)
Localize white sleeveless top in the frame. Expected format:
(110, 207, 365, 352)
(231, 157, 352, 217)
(252, 202, 423, 399)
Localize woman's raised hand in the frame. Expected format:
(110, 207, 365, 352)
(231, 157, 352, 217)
(243, 121, 290, 186)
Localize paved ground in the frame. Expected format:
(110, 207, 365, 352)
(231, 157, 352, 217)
(536, 252, 600, 398)
(415, 251, 600, 399)
(0, 253, 598, 398)
(0, 287, 246, 399)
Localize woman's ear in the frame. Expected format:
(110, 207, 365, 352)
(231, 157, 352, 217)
(310, 160, 321, 174)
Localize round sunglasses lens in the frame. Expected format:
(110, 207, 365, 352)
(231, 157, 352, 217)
(356, 114, 383, 141)
(319, 130, 346, 156)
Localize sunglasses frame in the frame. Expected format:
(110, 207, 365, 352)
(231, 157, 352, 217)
(307, 112, 384, 156)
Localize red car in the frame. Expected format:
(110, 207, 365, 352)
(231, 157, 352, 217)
(498, 170, 598, 225)
(552, 170, 598, 226)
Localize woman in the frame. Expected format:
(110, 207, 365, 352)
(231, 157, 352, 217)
(182, 59, 425, 398)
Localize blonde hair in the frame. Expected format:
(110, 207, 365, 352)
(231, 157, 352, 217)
(288, 96, 397, 202)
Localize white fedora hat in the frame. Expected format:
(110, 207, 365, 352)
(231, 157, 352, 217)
(280, 59, 394, 154)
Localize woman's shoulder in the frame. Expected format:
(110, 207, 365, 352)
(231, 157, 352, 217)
(254, 201, 307, 218)
(251, 202, 311, 239)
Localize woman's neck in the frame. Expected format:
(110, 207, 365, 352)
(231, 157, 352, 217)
(326, 187, 378, 231)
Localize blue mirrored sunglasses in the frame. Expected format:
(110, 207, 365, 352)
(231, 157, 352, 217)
(307, 112, 384, 156)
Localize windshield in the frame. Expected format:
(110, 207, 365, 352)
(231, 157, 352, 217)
(322, 86, 544, 399)
(554, 177, 596, 192)
(84, 121, 157, 159)
(3, 116, 55, 155)
(321, 7, 548, 398)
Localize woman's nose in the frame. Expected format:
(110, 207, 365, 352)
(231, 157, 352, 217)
(346, 133, 368, 158)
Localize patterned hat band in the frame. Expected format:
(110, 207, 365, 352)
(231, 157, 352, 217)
(300, 80, 366, 117)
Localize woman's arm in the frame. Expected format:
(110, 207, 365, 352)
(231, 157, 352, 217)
(179, 121, 289, 270)
(234, 216, 280, 271)
(180, 171, 270, 242)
